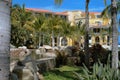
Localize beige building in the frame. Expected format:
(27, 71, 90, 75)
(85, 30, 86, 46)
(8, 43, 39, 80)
(88, 12, 111, 49)
(64, 10, 111, 49)
(26, 8, 111, 49)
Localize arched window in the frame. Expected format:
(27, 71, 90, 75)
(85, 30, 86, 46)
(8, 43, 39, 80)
(93, 28, 100, 33)
(95, 36, 100, 43)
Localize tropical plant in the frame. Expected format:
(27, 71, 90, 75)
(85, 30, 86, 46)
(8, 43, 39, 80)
(43, 16, 66, 47)
(101, 0, 120, 18)
(77, 62, 120, 80)
(111, 0, 118, 69)
(0, 0, 11, 80)
(32, 14, 46, 47)
(102, 0, 119, 69)
(54, 0, 120, 69)
(44, 65, 82, 80)
(84, 0, 90, 68)
(11, 4, 34, 47)
(54, 0, 91, 68)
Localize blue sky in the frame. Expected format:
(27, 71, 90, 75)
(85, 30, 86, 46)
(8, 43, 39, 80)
(12, 0, 111, 12)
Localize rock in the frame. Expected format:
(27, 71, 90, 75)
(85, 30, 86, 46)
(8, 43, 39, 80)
(13, 67, 34, 80)
(37, 72, 44, 80)
(43, 52, 56, 58)
(18, 46, 27, 49)
(10, 72, 18, 80)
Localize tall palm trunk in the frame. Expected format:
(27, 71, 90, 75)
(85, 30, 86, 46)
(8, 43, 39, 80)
(84, 0, 90, 68)
(111, 0, 118, 69)
(0, 0, 11, 80)
(57, 33, 60, 47)
(52, 31, 55, 49)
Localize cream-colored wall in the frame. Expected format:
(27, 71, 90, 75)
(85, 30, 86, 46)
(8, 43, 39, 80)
(67, 11, 83, 26)
(67, 37, 73, 46)
(90, 35, 111, 46)
(60, 11, 111, 47)
(66, 11, 110, 27)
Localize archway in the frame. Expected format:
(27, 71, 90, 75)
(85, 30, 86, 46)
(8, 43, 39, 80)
(95, 36, 100, 44)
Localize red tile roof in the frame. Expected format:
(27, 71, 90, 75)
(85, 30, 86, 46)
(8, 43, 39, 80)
(54, 12, 68, 16)
(26, 8, 101, 17)
(26, 8, 68, 16)
(26, 8, 53, 13)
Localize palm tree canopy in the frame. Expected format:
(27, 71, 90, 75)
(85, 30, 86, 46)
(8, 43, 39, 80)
(101, 1, 120, 18)
(54, 0, 63, 6)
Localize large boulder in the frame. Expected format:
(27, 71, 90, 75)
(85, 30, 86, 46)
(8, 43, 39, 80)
(10, 60, 40, 80)
(10, 48, 30, 61)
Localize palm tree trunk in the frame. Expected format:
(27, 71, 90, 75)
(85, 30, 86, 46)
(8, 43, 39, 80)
(111, 0, 118, 69)
(38, 33, 41, 47)
(84, 0, 90, 68)
(0, 0, 11, 80)
(52, 31, 55, 49)
(42, 33, 44, 46)
(57, 33, 60, 47)
(39, 32, 43, 46)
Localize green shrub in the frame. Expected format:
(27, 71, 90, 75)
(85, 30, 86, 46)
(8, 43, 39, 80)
(78, 63, 120, 80)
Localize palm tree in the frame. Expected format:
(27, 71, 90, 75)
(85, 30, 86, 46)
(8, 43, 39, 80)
(111, 0, 118, 69)
(43, 17, 55, 47)
(32, 14, 46, 47)
(0, 0, 11, 80)
(101, 1, 120, 18)
(84, 0, 90, 68)
(11, 4, 34, 47)
(54, 0, 90, 67)
(55, 0, 89, 66)
(102, 0, 119, 69)
(60, 20, 73, 46)
(43, 16, 64, 47)
(72, 23, 86, 49)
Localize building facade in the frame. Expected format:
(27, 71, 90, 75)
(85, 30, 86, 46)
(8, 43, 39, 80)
(26, 8, 111, 49)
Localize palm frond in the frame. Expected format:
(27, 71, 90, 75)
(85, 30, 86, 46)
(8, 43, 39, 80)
(54, 0, 63, 6)
(101, 5, 111, 18)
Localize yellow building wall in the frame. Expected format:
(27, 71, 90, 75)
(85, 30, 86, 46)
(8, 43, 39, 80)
(65, 11, 111, 47)
(67, 37, 73, 46)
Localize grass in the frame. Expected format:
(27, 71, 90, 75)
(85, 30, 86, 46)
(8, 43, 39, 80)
(56, 65, 81, 72)
(43, 65, 83, 80)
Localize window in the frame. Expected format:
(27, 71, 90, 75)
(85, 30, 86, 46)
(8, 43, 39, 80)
(54, 37, 57, 46)
(45, 13, 51, 17)
(93, 28, 96, 33)
(102, 36, 106, 45)
(103, 36, 105, 42)
(93, 28, 100, 33)
(77, 20, 82, 26)
(89, 35, 91, 39)
(95, 36, 100, 43)
(95, 21, 102, 26)
(61, 15, 67, 19)
(96, 15, 101, 18)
